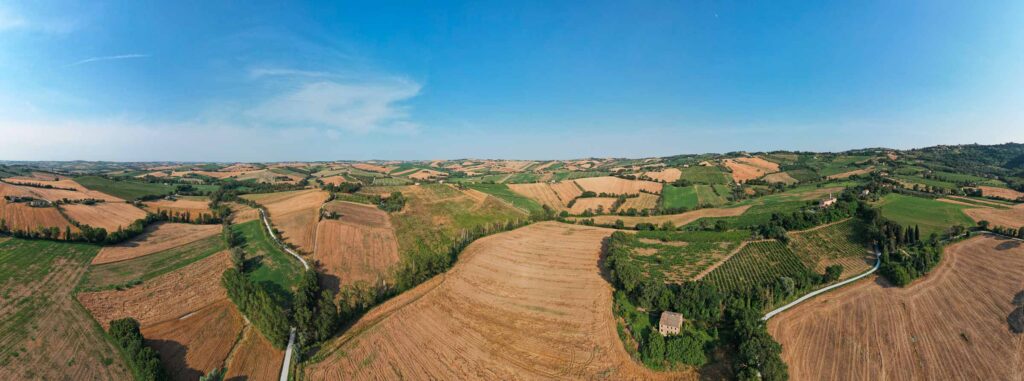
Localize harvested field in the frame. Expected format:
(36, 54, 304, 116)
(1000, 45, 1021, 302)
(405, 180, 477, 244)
(142, 299, 244, 381)
(62, 202, 147, 232)
(550, 180, 584, 203)
(320, 175, 350, 186)
(304, 222, 692, 380)
(768, 234, 1024, 380)
(225, 326, 284, 381)
(0, 180, 121, 202)
(826, 167, 872, 179)
(574, 176, 662, 195)
(352, 163, 392, 174)
(619, 193, 659, 211)
(509, 183, 566, 210)
(0, 239, 132, 380)
(79, 250, 230, 328)
(762, 171, 798, 184)
(92, 222, 222, 265)
(723, 157, 779, 183)
(0, 198, 77, 237)
(243, 189, 329, 253)
(314, 201, 400, 288)
(227, 201, 260, 223)
(963, 204, 1024, 229)
(568, 197, 617, 214)
(581, 205, 751, 227)
(82, 234, 226, 290)
(143, 198, 212, 216)
(409, 169, 447, 181)
(978, 185, 1024, 201)
(643, 167, 682, 182)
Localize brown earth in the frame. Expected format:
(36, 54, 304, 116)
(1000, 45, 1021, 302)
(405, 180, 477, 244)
(243, 189, 330, 253)
(619, 193, 659, 211)
(79, 250, 230, 328)
(580, 205, 752, 227)
(644, 168, 682, 182)
(143, 198, 212, 216)
(509, 183, 567, 210)
(409, 169, 447, 181)
(225, 326, 284, 381)
(550, 181, 584, 203)
(723, 157, 779, 183)
(0, 180, 122, 202)
(142, 299, 244, 381)
(978, 186, 1024, 201)
(0, 198, 77, 237)
(569, 197, 618, 214)
(92, 222, 222, 265)
(352, 163, 392, 174)
(574, 176, 663, 195)
(320, 175, 350, 186)
(227, 202, 260, 223)
(962, 204, 1024, 230)
(304, 222, 693, 380)
(314, 201, 400, 288)
(62, 202, 147, 232)
(768, 234, 1024, 380)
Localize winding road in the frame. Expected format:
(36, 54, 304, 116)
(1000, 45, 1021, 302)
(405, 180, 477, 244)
(256, 207, 306, 381)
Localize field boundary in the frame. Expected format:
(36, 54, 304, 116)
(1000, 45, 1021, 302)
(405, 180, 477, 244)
(257, 207, 307, 381)
(762, 249, 880, 321)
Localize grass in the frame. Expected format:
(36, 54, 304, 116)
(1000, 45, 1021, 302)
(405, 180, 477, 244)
(787, 219, 871, 274)
(784, 168, 819, 182)
(333, 192, 379, 205)
(372, 177, 413, 186)
(74, 176, 177, 200)
(503, 172, 540, 183)
(876, 193, 975, 237)
(660, 185, 698, 209)
(679, 166, 730, 184)
(694, 184, 728, 206)
(704, 240, 813, 294)
(463, 183, 545, 214)
(550, 171, 605, 182)
(892, 174, 959, 190)
(233, 220, 303, 305)
(616, 230, 748, 282)
(80, 233, 226, 290)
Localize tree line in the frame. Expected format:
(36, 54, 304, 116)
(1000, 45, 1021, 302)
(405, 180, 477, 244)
(108, 318, 167, 381)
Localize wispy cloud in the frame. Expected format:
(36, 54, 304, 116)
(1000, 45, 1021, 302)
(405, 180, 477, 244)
(249, 67, 338, 79)
(0, 5, 81, 34)
(69, 54, 150, 66)
(0, 7, 28, 31)
(246, 76, 422, 134)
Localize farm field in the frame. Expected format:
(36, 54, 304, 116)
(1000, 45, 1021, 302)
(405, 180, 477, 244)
(549, 180, 584, 202)
(768, 234, 1024, 380)
(704, 240, 813, 293)
(92, 222, 222, 265)
(659, 184, 698, 209)
(723, 157, 779, 183)
(314, 201, 400, 289)
(242, 189, 329, 253)
(0, 238, 131, 379)
(0, 178, 123, 202)
(141, 299, 244, 380)
(61, 202, 147, 231)
(876, 194, 974, 237)
(962, 203, 1024, 229)
(787, 219, 873, 276)
(232, 219, 303, 301)
(826, 167, 872, 179)
(568, 197, 617, 214)
(582, 204, 751, 227)
(615, 230, 748, 282)
(74, 175, 177, 200)
(977, 185, 1024, 201)
(224, 326, 284, 381)
(762, 171, 798, 184)
(143, 197, 212, 216)
(678, 165, 731, 184)
(643, 167, 682, 182)
(79, 250, 231, 328)
(304, 222, 691, 380)
(694, 184, 727, 206)
(81, 233, 226, 290)
(619, 192, 658, 211)
(462, 183, 544, 214)
(574, 176, 662, 195)
(508, 182, 567, 210)
(0, 198, 77, 237)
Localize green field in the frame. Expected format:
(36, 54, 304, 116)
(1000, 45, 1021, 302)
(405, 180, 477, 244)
(463, 183, 544, 215)
(694, 184, 728, 206)
(80, 232, 226, 290)
(75, 175, 178, 200)
(233, 219, 303, 305)
(678, 166, 730, 184)
(660, 185, 698, 209)
(876, 193, 975, 237)
(783, 168, 819, 182)
(502, 172, 540, 183)
(0, 238, 130, 377)
(372, 177, 414, 186)
(704, 240, 813, 293)
(893, 174, 959, 190)
(615, 230, 748, 282)
(550, 171, 605, 182)
(788, 219, 872, 276)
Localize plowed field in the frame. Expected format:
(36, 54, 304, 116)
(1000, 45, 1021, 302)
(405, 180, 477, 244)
(225, 326, 284, 381)
(314, 201, 399, 288)
(92, 222, 222, 265)
(243, 189, 329, 253)
(574, 176, 662, 195)
(142, 299, 244, 381)
(0, 198, 77, 237)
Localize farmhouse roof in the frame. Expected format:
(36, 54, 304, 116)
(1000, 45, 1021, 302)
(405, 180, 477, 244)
(659, 311, 685, 329)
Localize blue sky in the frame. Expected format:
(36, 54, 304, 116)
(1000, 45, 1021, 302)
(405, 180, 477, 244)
(1, 1, 1022, 161)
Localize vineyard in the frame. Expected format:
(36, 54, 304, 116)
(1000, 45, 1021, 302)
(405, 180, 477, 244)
(704, 240, 813, 293)
(616, 230, 748, 282)
(787, 219, 873, 276)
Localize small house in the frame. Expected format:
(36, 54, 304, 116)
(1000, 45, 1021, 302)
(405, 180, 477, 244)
(819, 193, 837, 208)
(658, 311, 685, 336)
(29, 199, 51, 207)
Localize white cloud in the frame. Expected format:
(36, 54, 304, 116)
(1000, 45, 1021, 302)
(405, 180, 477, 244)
(0, 7, 28, 31)
(249, 68, 337, 79)
(246, 78, 422, 134)
(69, 54, 150, 66)
(0, 5, 80, 34)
